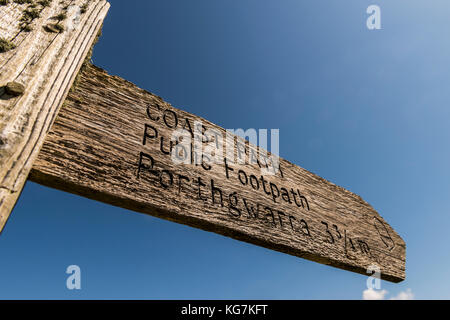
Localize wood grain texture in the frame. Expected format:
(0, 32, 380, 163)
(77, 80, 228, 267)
(0, 0, 110, 232)
(30, 64, 406, 282)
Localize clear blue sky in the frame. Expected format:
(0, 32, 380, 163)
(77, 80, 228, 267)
(1, 0, 449, 299)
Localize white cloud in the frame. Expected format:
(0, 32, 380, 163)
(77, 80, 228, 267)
(362, 288, 415, 300)
(363, 288, 389, 300)
(390, 289, 414, 300)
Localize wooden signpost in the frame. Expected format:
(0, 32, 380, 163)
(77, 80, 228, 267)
(1, 1, 405, 283)
(0, 0, 109, 232)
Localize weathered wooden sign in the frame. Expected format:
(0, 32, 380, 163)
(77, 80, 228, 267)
(1, 0, 405, 283)
(0, 0, 109, 232)
(30, 64, 406, 282)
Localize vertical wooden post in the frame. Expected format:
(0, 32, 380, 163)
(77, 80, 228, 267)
(0, 0, 110, 233)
